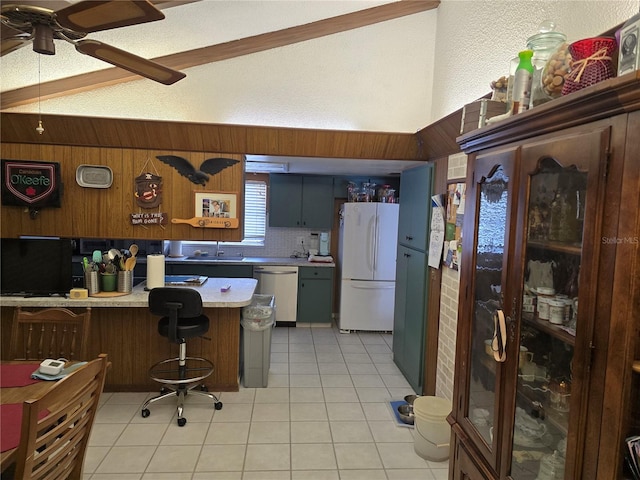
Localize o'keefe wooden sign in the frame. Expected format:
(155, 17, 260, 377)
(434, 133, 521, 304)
(1, 160, 62, 208)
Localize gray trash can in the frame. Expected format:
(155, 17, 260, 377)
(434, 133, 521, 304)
(241, 294, 275, 388)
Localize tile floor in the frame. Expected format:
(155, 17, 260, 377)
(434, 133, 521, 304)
(84, 325, 449, 479)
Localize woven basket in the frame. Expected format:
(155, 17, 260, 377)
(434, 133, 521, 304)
(561, 37, 617, 95)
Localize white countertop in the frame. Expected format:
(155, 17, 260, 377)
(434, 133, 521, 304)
(0, 277, 257, 309)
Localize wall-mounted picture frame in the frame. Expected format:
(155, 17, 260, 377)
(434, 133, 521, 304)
(194, 191, 237, 219)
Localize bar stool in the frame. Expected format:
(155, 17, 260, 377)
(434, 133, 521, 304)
(141, 287, 222, 426)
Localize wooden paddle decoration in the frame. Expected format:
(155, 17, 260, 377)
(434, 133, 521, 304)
(172, 217, 239, 229)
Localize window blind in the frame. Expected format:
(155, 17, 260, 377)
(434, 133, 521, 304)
(244, 180, 267, 240)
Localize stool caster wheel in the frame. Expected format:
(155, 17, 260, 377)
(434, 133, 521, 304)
(215, 402, 223, 410)
(141, 409, 150, 418)
(160, 387, 171, 395)
(177, 417, 187, 427)
(199, 385, 208, 392)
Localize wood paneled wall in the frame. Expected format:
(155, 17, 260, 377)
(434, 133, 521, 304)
(0, 143, 245, 241)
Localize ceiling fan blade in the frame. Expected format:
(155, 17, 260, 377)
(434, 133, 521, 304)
(75, 39, 185, 85)
(1, 37, 30, 56)
(56, 0, 165, 33)
(1, 21, 25, 41)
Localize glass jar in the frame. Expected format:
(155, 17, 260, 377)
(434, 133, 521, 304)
(527, 21, 567, 108)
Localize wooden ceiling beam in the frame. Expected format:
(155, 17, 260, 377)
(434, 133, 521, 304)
(1, 0, 439, 110)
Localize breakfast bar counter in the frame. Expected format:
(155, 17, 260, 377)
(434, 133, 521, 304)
(0, 278, 257, 392)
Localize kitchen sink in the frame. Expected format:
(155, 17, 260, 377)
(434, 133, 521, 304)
(185, 256, 246, 262)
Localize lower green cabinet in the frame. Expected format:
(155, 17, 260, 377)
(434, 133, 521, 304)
(392, 245, 427, 393)
(297, 267, 334, 323)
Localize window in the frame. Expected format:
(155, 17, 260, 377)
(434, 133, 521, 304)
(243, 179, 267, 244)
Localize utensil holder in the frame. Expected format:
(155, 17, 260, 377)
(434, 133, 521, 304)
(84, 271, 99, 296)
(100, 272, 117, 292)
(117, 270, 133, 293)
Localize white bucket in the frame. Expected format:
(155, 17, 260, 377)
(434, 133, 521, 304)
(413, 396, 451, 462)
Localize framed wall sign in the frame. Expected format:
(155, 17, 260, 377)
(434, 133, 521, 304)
(1, 159, 62, 208)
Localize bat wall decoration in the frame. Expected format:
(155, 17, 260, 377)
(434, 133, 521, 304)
(156, 155, 239, 185)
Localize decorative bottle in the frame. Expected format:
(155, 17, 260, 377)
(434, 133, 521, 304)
(510, 50, 534, 115)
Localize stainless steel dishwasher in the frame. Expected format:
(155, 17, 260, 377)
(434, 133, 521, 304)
(253, 266, 298, 326)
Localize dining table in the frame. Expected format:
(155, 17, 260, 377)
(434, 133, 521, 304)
(0, 361, 63, 473)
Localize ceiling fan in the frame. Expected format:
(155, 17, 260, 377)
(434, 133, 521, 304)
(0, 0, 185, 85)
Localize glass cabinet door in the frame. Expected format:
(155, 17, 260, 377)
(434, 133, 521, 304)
(464, 148, 519, 467)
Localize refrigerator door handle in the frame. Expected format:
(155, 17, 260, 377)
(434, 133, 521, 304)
(367, 214, 375, 273)
(350, 283, 395, 290)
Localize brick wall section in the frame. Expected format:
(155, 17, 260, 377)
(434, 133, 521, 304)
(436, 152, 467, 401)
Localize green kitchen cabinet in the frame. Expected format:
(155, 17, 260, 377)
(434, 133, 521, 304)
(166, 264, 253, 278)
(269, 174, 334, 228)
(297, 266, 334, 324)
(393, 240, 428, 393)
(397, 164, 433, 251)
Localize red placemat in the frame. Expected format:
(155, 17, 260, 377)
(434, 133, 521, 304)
(0, 364, 41, 388)
(0, 403, 49, 453)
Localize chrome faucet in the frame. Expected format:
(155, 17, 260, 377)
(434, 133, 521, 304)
(215, 241, 224, 257)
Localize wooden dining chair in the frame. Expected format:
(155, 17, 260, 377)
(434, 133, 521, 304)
(12, 353, 108, 480)
(9, 307, 91, 361)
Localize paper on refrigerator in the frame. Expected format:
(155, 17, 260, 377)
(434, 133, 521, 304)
(428, 194, 446, 268)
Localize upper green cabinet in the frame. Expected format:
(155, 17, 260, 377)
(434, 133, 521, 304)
(269, 175, 334, 228)
(397, 164, 433, 251)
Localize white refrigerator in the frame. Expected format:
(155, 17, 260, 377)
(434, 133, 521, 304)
(338, 202, 399, 332)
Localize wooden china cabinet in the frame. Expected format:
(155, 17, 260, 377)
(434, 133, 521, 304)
(448, 71, 640, 480)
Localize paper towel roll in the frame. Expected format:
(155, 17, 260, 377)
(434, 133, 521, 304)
(146, 254, 165, 289)
(169, 241, 182, 257)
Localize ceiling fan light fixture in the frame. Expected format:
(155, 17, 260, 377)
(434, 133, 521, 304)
(32, 23, 54, 55)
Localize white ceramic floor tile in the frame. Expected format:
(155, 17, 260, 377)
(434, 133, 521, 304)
(290, 374, 321, 387)
(192, 473, 242, 480)
(83, 446, 111, 474)
(333, 443, 383, 469)
(329, 421, 374, 443)
(244, 444, 291, 471)
(95, 404, 140, 424)
(342, 353, 372, 364)
(291, 443, 337, 470)
(351, 374, 385, 387)
(105, 392, 151, 405)
(355, 387, 392, 403)
(255, 387, 290, 403)
(195, 444, 246, 471)
(160, 422, 209, 445)
(322, 387, 359, 403)
(89, 423, 127, 446)
(377, 443, 430, 469)
(220, 389, 255, 404)
(325, 403, 365, 421)
(346, 363, 379, 374)
(268, 373, 290, 387)
(205, 421, 250, 444)
(243, 471, 291, 480)
(386, 468, 434, 479)
(362, 402, 394, 421)
(290, 403, 328, 421)
(94, 446, 156, 474)
(145, 445, 201, 472)
(270, 362, 290, 374)
(368, 421, 415, 442)
(116, 423, 168, 446)
(290, 363, 320, 374)
(315, 352, 344, 363)
(141, 473, 192, 480)
(211, 403, 253, 422)
(338, 470, 387, 480)
(291, 421, 332, 443)
(339, 344, 367, 354)
(91, 474, 142, 480)
(290, 387, 324, 403)
(252, 403, 290, 421)
(320, 374, 353, 388)
(291, 470, 339, 480)
(317, 363, 348, 374)
(249, 421, 291, 443)
(290, 352, 317, 363)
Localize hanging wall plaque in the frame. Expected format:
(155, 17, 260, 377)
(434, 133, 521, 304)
(1, 160, 62, 208)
